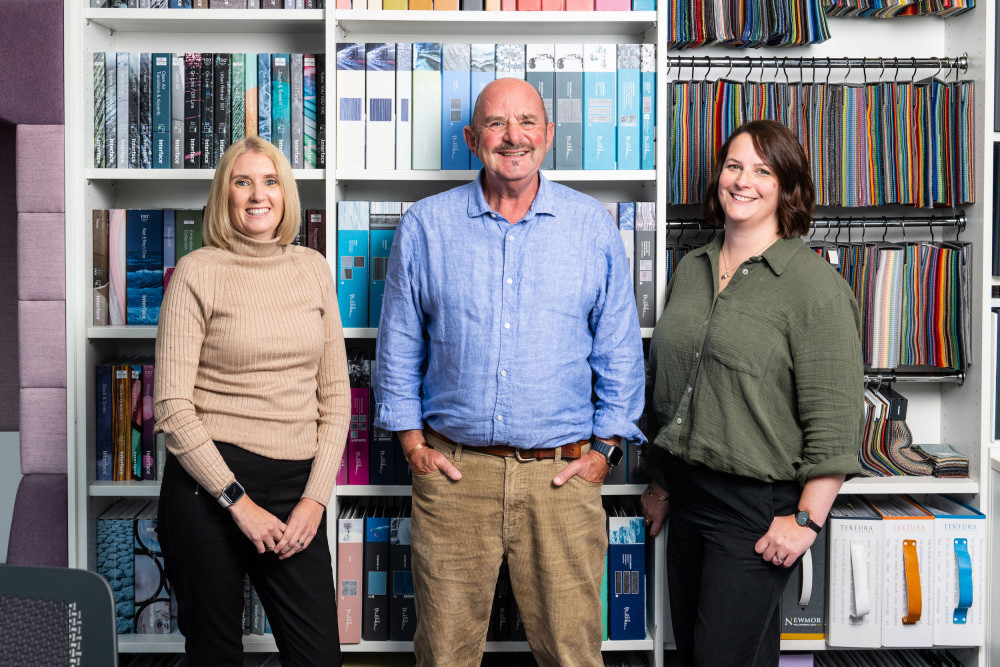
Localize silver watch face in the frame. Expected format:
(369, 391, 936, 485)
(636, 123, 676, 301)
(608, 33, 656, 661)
(795, 511, 809, 526)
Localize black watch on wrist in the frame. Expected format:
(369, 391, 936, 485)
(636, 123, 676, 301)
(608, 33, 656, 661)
(218, 481, 246, 508)
(590, 439, 624, 469)
(795, 509, 822, 534)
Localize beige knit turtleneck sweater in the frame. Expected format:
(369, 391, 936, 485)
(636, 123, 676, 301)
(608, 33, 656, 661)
(153, 231, 350, 505)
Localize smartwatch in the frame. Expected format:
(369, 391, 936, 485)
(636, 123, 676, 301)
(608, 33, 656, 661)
(795, 509, 822, 534)
(590, 439, 624, 469)
(218, 481, 246, 508)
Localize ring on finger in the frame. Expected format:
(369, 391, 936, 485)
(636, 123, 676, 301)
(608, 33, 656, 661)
(297, 540, 305, 547)
(773, 555, 783, 564)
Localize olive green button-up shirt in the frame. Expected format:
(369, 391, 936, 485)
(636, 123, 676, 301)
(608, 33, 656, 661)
(640, 234, 864, 489)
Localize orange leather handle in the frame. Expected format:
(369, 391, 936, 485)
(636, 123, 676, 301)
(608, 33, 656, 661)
(901, 539, 921, 624)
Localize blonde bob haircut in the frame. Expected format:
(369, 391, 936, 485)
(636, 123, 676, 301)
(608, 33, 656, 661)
(202, 136, 301, 249)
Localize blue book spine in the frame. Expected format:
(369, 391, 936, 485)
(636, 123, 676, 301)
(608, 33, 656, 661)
(271, 54, 291, 160)
(125, 209, 164, 325)
(95, 364, 114, 481)
(169, 0, 192, 6)
(441, 44, 471, 171)
(469, 43, 495, 172)
(257, 53, 272, 143)
(607, 516, 646, 640)
(152, 53, 171, 168)
(368, 202, 400, 327)
(640, 44, 655, 170)
(615, 45, 640, 171)
(363, 515, 391, 641)
(163, 209, 175, 286)
(631, 0, 653, 9)
(583, 44, 616, 170)
(337, 201, 369, 328)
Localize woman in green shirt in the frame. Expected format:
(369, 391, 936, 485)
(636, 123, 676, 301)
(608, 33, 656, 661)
(639, 120, 863, 666)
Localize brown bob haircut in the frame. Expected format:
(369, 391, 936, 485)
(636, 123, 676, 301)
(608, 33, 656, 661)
(202, 136, 301, 250)
(702, 119, 814, 238)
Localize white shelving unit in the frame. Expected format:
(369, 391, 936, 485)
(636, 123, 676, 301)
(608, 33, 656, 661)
(62, 3, 995, 666)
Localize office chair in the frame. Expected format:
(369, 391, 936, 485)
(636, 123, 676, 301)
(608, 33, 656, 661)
(0, 564, 118, 666)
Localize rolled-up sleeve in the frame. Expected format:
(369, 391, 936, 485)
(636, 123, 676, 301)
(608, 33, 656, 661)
(589, 225, 646, 445)
(791, 291, 865, 484)
(373, 214, 428, 432)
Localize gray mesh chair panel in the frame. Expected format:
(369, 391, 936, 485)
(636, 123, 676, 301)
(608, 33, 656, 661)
(0, 565, 117, 666)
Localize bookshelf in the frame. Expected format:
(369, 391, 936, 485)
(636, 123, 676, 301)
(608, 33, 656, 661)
(62, 4, 995, 667)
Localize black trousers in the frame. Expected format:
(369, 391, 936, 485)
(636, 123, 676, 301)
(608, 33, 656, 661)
(158, 443, 341, 667)
(665, 453, 798, 667)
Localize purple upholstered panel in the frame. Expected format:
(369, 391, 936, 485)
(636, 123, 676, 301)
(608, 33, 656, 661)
(18, 388, 66, 475)
(18, 301, 65, 389)
(17, 213, 65, 302)
(0, 122, 17, 430)
(6, 474, 68, 567)
(0, 0, 63, 127)
(15, 125, 64, 214)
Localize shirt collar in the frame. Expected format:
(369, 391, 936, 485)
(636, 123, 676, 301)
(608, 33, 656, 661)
(692, 232, 805, 276)
(467, 170, 556, 222)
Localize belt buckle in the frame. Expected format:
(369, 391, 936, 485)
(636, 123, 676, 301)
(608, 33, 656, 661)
(514, 448, 536, 463)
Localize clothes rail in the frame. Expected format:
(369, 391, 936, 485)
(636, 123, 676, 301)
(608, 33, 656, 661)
(811, 213, 967, 234)
(665, 55, 968, 72)
(864, 371, 965, 385)
(665, 213, 967, 233)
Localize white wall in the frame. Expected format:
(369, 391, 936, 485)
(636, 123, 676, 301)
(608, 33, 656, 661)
(0, 431, 21, 563)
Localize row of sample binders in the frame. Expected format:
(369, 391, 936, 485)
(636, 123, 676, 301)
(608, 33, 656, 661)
(339, 0, 654, 8)
(97, 500, 173, 634)
(98, 500, 274, 638)
(93, 0, 322, 7)
(826, 495, 984, 648)
(667, 76, 975, 209)
(336, 498, 649, 644)
(667, 0, 972, 50)
(337, 42, 656, 172)
(92, 0, 654, 8)
(123, 653, 654, 666)
(859, 385, 968, 478)
(336, 200, 658, 330)
(92, 207, 327, 327)
(338, 347, 652, 486)
(658, 227, 974, 372)
(764, 494, 984, 649)
(93, 53, 326, 170)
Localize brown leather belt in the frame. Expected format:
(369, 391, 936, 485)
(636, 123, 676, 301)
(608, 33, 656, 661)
(425, 425, 589, 461)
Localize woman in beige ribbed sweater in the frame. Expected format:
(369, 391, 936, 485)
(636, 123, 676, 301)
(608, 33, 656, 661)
(154, 136, 350, 666)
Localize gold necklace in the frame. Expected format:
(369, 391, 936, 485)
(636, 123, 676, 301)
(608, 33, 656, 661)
(720, 234, 780, 280)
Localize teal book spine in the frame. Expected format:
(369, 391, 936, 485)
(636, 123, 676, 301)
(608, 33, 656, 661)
(368, 202, 401, 327)
(615, 44, 640, 170)
(152, 53, 171, 168)
(640, 43, 655, 170)
(337, 201, 370, 328)
(441, 44, 471, 170)
(271, 53, 291, 160)
(583, 43, 616, 170)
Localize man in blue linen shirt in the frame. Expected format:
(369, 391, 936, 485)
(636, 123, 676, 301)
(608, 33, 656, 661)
(372, 77, 645, 667)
